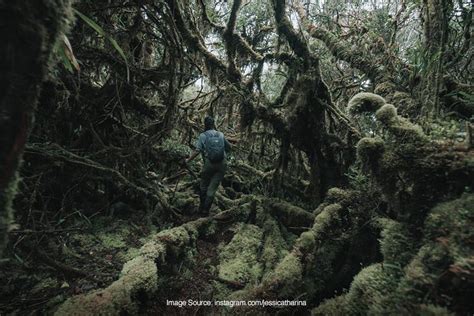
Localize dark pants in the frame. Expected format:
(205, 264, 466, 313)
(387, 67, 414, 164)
(199, 160, 226, 214)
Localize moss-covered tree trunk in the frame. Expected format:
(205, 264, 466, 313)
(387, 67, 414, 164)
(0, 0, 71, 257)
(421, 0, 451, 115)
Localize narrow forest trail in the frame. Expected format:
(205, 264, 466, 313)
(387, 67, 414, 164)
(144, 192, 314, 316)
(148, 216, 233, 315)
(51, 176, 320, 315)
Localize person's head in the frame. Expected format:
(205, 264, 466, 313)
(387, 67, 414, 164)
(204, 116, 215, 131)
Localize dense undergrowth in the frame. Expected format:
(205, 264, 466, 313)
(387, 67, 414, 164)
(1, 0, 473, 315)
(2, 92, 471, 315)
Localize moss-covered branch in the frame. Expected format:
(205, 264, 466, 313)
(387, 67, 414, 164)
(159, 1, 229, 84)
(55, 218, 209, 315)
(267, 199, 315, 228)
(272, 0, 312, 60)
(223, 0, 244, 81)
(314, 194, 474, 315)
(55, 203, 254, 315)
(197, 0, 263, 62)
(308, 27, 383, 81)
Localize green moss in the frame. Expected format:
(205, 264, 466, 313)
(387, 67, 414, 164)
(391, 91, 416, 115)
(374, 105, 427, 142)
(356, 137, 385, 163)
(318, 194, 474, 315)
(268, 199, 315, 228)
(374, 81, 397, 97)
(386, 194, 474, 313)
(56, 257, 157, 316)
(155, 226, 191, 247)
(300, 200, 361, 297)
(325, 188, 357, 207)
(423, 193, 474, 243)
(313, 202, 329, 216)
(314, 259, 454, 315)
(212, 280, 234, 301)
(172, 191, 195, 212)
(298, 231, 316, 252)
(344, 263, 399, 315)
(312, 294, 349, 315)
(260, 217, 289, 278)
(265, 252, 303, 298)
(0, 171, 19, 257)
(159, 138, 192, 162)
(98, 233, 126, 249)
(55, 216, 213, 315)
(116, 247, 140, 262)
(378, 218, 416, 266)
(312, 203, 343, 235)
(203, 220, 217, 237)
(32, 277, 59, 294)
(347, 92, 386, 115)
(120, 256, 157, 289)
(417, 305, 454, 316)
(217, 223, 263, 285)
(392, 118, 426, 141)
(381, 244, 451, 314)
(375, 103, 397, 124)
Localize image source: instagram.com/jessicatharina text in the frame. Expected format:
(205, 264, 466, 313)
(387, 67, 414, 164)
(167, 299, 307, 308)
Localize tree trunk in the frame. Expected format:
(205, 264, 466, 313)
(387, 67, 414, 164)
(0, 0, 71, 257)
(421, 0, 451, 115)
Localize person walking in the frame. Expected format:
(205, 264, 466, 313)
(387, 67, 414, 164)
(186, 117, 231, 215)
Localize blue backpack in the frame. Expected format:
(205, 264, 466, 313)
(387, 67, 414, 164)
(205, 131, 225, 163)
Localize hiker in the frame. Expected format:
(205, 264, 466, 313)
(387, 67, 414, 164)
(186, 116, 231, 215)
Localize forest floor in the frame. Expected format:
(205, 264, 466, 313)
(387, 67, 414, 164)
(2, 134, 472, 315)
(0, 211, 161, 314)
(0, 180, 309, 315)
(147, 219, 233, 315)
(0, 186, 239, 314)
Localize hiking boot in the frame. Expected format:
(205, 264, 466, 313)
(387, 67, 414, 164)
(199, 196, 214, 216)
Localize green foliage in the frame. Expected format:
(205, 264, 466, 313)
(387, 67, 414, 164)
(345, 165, 370, 190)
(54, 35, 79, 73)
(456, 91, 474, 109)
(405, 44, 442, 78)
(427, 118, 466, 141)
(73, 8, 129, 81)
(7, 0, 474, 314)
